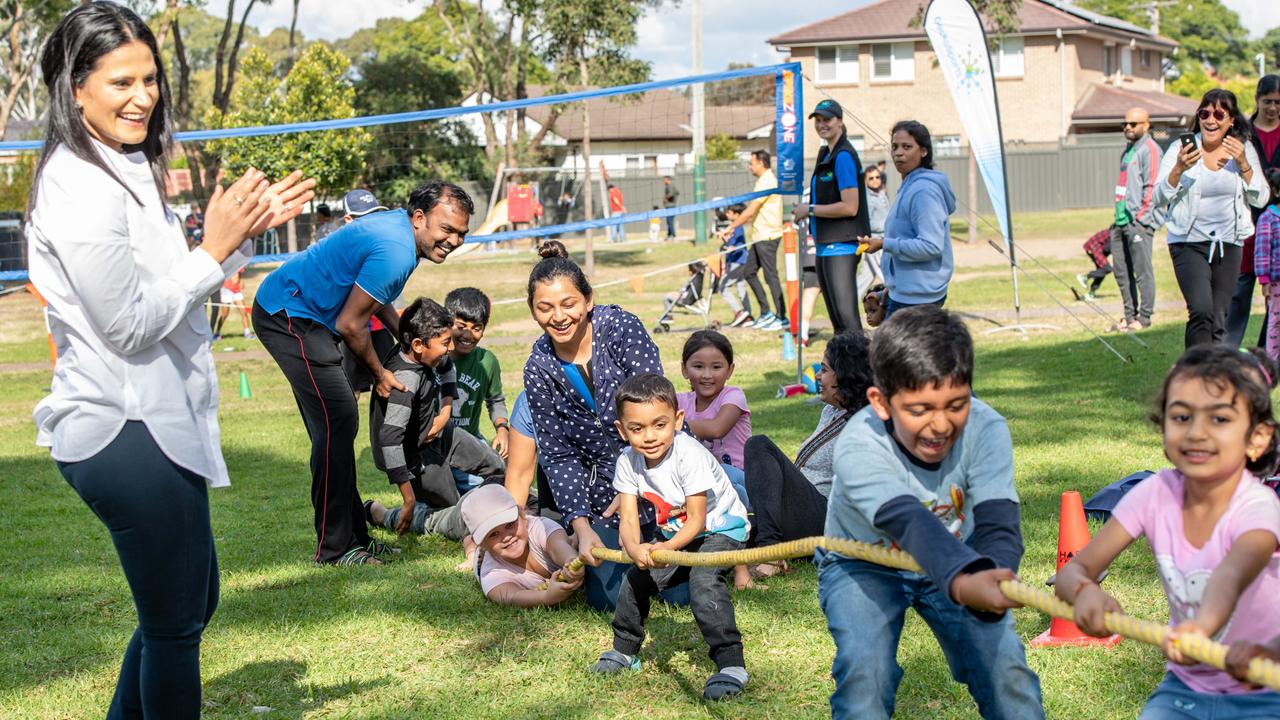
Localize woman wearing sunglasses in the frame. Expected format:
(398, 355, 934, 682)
(1156, 88, 1269, 348)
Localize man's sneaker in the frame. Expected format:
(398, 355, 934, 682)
(751, 312, 777, 329)
(757, 317, 786, 331)
(589, 649, 641, 674)
(729, 310, 753, 328)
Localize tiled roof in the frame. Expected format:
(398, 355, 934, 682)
(519, 87, 774, 142)
(768, 0, 1176, 48)
(1071, 83, 1200, 123)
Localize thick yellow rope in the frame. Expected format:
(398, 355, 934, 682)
(561, 535, 1280, 692)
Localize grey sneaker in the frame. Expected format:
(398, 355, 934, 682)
(589, 649, 640, 674)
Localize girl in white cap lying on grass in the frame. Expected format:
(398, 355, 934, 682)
(461, 484, 585, 607)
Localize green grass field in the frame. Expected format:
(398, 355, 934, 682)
(0, 228, 1257, 718)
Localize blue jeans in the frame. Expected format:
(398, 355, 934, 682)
(1139, 672, 1280, 719)
(451, 467, 484, 494)
(721, 463, 751, 512)
(817, 552, 1043, 720)
(586, 524, 689, 612)
(884, 294, 947, 321)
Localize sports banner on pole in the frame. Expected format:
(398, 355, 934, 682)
(775, 68, 804, 195)
(924, 0, 1015, 261)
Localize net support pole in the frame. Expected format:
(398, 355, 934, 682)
(691, 0, 707, 245)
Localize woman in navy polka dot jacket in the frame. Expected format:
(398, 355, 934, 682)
(523, 241, 681, 611)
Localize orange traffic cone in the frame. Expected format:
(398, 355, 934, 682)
(1032, 491, 1121, 648)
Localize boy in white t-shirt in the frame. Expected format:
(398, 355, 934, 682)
(460, 484, 583, 608)
(587, 373, 750, 702)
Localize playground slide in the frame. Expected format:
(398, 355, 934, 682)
(450, 198, 508, 258)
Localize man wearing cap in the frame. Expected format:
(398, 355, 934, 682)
(342, 188, 388, 224)
(793, 98, 871, 334)
(252, 180, 475, 566)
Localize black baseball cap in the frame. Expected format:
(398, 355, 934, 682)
(809, 99, 843, 120)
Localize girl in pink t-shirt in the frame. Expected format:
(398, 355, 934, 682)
(676, 330, 755, 589)
(1057, 346, 1280, 715)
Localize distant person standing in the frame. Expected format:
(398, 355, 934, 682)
(794, 100, 871, 333)
(1225, 75, 1280, 348)
(720, 150, 787, 331)
(253, 181, 474, 566)
(860, 120, 956, 321)
(1110, 108, 1162, 332)
(856, 163, 889, 302)
(662, 175, 679, 240)
(313, 203, 337, 242)
(1156, 89, 1268, 348)
(608, 183, 626, 243)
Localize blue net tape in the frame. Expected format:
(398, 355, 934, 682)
(0, 62, 801, 150)
(0, 188, 787, 281)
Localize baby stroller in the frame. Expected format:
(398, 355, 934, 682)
(653, 260, 716, 333)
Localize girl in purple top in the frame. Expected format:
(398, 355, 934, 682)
(1057, 346, 1280, 715)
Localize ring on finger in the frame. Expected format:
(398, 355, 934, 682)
(234, 195, 244, 206)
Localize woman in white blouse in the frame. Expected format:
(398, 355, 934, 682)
(1155, 88, 1269, 348)
(26, 4, 312, 716)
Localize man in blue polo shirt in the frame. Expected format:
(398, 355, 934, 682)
(252, 180, 474, 566)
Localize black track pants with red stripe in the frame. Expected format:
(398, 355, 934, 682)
(253, 302, 369, 563)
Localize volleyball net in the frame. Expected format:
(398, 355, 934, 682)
(0, 62, 805, 281)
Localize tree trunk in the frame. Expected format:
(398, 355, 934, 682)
(578, 52, 594, 277)
(153, 0, 179, 53)
(287, 0, 301, 69)
(0, 1, 29, 142)
(286, 216, 298, 253)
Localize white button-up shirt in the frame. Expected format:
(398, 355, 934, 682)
(27, 141, 244, 487)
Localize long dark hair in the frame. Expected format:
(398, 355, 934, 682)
(30, 1, 172, 212)
(1253, 75, 1280, 124)
(1151, 345, 1279, 476)
(825, 332, 874, 411)
(1193, 88, 1251, 143)
(526, 240, 592, 306)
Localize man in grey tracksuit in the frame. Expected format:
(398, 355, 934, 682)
(1111, 107, 1163, 330)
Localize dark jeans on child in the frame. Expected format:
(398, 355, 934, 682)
(58, 421, 219, 720)
(585, 524, 689, 612)
(612, 533, 744, 670)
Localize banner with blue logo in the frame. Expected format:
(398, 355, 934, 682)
(924, 0, 1014, 261)
(775, 65, 804, 195)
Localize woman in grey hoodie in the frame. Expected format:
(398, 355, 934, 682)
(861, 121, 957, 320)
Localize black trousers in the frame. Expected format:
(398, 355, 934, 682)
(1169, 242, 1243, 349)
(816, 252, 862, 334)
(253, 303, 369, 563)
(744, 236, 786, 319)
(611, 533, 744, 669)
(1225, 271, 1270, 349)
(58, 422, 218, 719)
(743, 436, 828, 547)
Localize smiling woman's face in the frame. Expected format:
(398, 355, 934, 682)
(73, 39, 159, 152)
(1197, 101, 1233, 144)
(531, 276, 592, 349)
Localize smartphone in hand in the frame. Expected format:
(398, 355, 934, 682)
(1179, 133, 1196, 149)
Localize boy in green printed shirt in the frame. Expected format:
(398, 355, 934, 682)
(444, 288, 510, 492)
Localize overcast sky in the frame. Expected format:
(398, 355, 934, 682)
(220, 0, 1275, 81)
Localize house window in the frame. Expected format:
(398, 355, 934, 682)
(817, 45, 858, 84)
(1121, 47, 1133, 77)
(935, 135, 963, 157)
(992, 36, 1024, 78)
(625, 156, 641, 174)
(871, 42, 914, 82)
(1141, 48, 1151, 67)
(1103, 45, 1114, 78)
